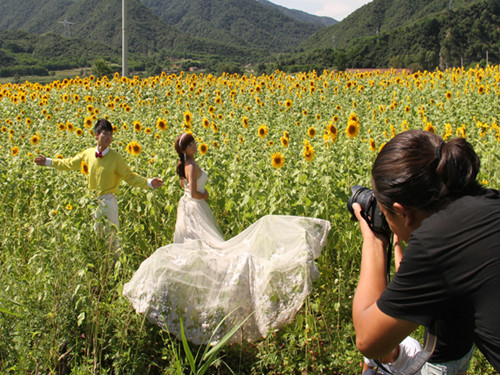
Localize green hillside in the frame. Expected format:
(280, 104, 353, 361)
(282, 0, 500, 72)
(138, 0, 323, 52)
(0, 0, 498, 78)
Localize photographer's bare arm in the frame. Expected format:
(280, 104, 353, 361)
(352, 203, 418, 359)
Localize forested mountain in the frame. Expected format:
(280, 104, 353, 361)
(282, 0, 500, 72)
(137, 0, 325, 52)
(252, 0, 337, 27)
(0, 0, 327, 56)
(0, 0, 499, 78)
(302, 0, 487, 50)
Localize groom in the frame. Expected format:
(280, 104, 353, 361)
(34, 118, 164, 253)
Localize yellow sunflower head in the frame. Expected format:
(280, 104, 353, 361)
(126, 141, 142, 156)
(11, 146, 20, 156)
(30, 135, 40, 145)
(280, 137, 289, 148)
(271, 152, 285, 169)
(303, 147, 314, 162)
(307, 127, 316, 138)
(346, 122, 360, 139)
(369, 138, 377, 151)
(242, 116, 249, 128)
(133, 121, 142, 132)
(258, 124, 269, 138)
(81, 161, 89, 175)
(156, 118, 167, 131)
(199, 143, 208, 155)
(184, 111, 193, 125)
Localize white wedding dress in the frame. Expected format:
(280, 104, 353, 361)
(123, 170, 331, 345)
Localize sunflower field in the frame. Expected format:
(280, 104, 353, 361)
(1, 66, 499, 374)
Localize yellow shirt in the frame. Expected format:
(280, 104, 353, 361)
(51, 148, 149, 197)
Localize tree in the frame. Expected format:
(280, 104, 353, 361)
(92, 58, 113, 77)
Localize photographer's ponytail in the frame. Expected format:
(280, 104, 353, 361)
(436, 138, 481, 199)
(372, 130, 482, 212)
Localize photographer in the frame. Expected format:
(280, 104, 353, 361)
(351, 130, 500, 373)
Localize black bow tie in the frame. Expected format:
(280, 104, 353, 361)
(95, 151, 103, 158)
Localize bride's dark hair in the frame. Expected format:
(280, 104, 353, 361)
(175, 133, 195, 179)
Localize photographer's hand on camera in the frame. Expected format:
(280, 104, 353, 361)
(352, 202, 389, 250)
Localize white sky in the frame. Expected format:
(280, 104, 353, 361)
(269, 0, 372, 21)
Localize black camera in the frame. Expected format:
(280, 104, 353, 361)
(347, 185, 391, 238)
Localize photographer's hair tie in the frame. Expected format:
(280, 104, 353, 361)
(435, 141, 445, 160)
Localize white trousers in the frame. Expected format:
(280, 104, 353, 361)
(93, 193, 120, 254)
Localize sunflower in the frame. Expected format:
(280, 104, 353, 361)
(84, 116, 93, 128)
(271, 152, 285, 169)
(26, 118, 32, 126)
(202, 118, 210, 129)
(284, 99, 293, 109)
(81, 161, 89, 175)
(241, 116, 249, 128)
(302, 109, 308, 116)
(258, 124, 269, 138)
(184, 111, 193, 126)
(346, 122, 360, 139)
(57, 123, 66, 131)
(199, 143, 208, 155)
(369, 138, 377, 151)
(156, 118, 167, 131)
(66, 204, 72, 211)
(446, 91, 452, 100)
(30, 135, 40, 145)
(11, 146, 20, 156)
(307, 127, 316, 138)
(327, 123, 338, 137)
(281, 136, 289, 147)
(346, 112, 360, 139)
(238, 134, 244, 143)
(133, 121, 143, 132)
(126, 141, 142, 156)
(425, 123, 436, 133)
(212, 140, 219, 148)
(478, 85, 485, 94)
(303, 147, 314, 162)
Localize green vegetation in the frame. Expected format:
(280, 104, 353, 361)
(289, 0, 500, 72)
(1, 64, 499, 374)
(0, 0, 498, 79)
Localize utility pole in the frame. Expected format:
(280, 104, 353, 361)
(122, 0, 128, 77)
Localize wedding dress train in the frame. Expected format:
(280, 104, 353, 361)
(123, 170, 331, 345)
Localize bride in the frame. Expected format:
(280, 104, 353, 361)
(123, 133, 331, 345)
